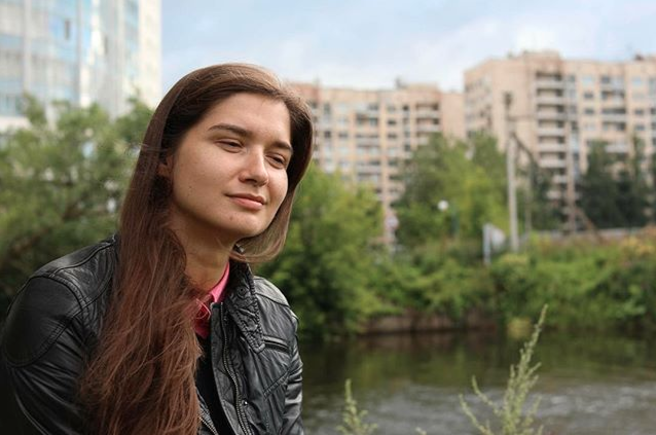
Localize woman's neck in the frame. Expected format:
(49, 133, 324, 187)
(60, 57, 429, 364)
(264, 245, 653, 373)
(169, 221, 233, 291)
(185, 248, 229, 291)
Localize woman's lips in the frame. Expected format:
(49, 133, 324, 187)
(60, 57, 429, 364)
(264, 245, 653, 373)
(228, 194, 265, 210)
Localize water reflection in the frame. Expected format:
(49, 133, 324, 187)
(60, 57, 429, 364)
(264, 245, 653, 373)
(301, 331, 656, 435)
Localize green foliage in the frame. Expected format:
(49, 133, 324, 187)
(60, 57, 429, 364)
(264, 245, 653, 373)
(518, 160, 559, 231)
(460, 306, 547, 435)
(580, 138, 649, 229)
(616, 135, 649, 227)
(0, 97, 152, 298)
(490, 233, 656, 331)
(337, 379, 377, 435)
(394, 133, 508, 249)
(257, 166, 386, 339)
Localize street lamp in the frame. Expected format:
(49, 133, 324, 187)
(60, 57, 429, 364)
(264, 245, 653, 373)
(437, 199, 459, 237)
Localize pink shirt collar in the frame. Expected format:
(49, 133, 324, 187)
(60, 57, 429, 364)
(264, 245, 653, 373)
(194, 263, 230, 339)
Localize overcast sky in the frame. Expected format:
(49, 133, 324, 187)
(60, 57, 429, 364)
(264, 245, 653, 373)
(162, 0, 656, 93)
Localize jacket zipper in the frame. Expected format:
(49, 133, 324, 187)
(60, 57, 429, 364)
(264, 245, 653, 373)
(220, 304, 254, 435)
(200, 410, 220, 435)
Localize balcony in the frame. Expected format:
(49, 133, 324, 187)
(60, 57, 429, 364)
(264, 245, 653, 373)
(546, 190, 564, 200)
(355, 138, 380, 147)
(600, 113, 627, 123)
(415, 109, 440, 118)
(536, 111, 568, 121)
(600, 81, 625, 91)
(355, 164, 382, 174)
(605, 143, 630, 153)
(416, 124, 440, 133)
(538, 143, 567, 153)
(535, 79, 565, 90)
(552, 174, 569, 184)
(539, 158, 567, 169)
(537, 126, 566, 137)
(535, 94, 566, 105)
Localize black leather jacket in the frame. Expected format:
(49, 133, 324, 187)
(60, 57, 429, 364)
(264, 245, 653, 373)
(0, 236, 305, 434)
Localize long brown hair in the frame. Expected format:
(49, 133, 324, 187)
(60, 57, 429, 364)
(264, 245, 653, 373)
(79, 64, 313, 434)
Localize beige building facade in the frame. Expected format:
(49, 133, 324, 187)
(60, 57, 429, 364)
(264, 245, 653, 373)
(465, 51, 656, 224)
(0, 0, 161, 130)
(291, 81, 465, 243)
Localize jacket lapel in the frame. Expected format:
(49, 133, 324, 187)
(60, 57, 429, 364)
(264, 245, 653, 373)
(224, 261, 265, 353)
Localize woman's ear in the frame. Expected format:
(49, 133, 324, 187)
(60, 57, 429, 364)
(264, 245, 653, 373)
(157, 156, 173, 177)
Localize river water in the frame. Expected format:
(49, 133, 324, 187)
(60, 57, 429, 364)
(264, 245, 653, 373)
(300, 331, 656, 435)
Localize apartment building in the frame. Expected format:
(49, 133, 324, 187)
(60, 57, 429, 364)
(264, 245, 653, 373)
(465, 50, 656, 224)
(292, 81, 465, 243)
(0, 0, 161, 130)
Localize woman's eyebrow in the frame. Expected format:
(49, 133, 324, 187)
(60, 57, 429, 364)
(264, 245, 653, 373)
(208, 123, 293, 155)
(207, 123, 250, 137)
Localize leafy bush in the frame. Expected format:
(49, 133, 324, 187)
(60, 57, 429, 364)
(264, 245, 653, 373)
(489, 232, 656, 331)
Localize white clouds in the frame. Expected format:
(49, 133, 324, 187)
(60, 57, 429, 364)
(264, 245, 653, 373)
(160, 0, 656, 94)
(512, 26, 559, 53)
(406, 17, 506, 90)
(510, 11, 602, 58)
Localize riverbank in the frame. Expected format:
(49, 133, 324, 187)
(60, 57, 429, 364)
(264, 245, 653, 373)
(361, 230, 656, 340)
(360, 309, 495, 335)
(301, 329, 656, 435)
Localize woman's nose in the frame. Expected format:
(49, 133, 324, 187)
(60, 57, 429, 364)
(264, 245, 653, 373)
(239, 149, 269, 186)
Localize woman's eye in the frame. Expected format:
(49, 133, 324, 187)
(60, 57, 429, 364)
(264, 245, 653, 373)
(219, 140, 241, 150)
(269, 155, 288, 168)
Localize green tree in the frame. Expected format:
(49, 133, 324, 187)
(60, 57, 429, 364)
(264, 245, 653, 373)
(616, 135, 649, 227)
(256, 165, 384, 339)
(579, 141, 623, 228)
(394, 133, 507, 249)
(581, 138, 649, 228)
(517, 159, 558, 231)
(0, 97, 151, 304)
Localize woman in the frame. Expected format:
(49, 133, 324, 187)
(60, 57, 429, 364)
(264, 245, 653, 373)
(0, 64, 313, 434)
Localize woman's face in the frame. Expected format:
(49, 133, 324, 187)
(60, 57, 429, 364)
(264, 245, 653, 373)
(163, 93, 292, 248)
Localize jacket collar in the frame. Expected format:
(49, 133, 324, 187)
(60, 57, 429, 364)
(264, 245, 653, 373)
(223, 260, 265, 353)
(113, 233, 265, 352)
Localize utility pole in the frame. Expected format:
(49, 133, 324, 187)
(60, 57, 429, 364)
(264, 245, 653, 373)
(564, 113, 577, 234)
(504, 92, 519, 252)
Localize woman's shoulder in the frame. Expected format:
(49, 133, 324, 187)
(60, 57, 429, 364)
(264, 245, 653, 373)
(32, 235, 118, 293)
(1, 236, 118, 366)
(251, 277, 299, 337)
(252, 276, 291, 308)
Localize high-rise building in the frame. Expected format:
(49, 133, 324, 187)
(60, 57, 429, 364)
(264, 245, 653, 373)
(292, 81, 465, 243)
(465, 50, 656, 225)
(0, 0, 161, 130)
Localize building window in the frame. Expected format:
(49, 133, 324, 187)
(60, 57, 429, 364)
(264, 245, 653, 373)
(583, 91, 594, 100)
(64, 19, 71, 40)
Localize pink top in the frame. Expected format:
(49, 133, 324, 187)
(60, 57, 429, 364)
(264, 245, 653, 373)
(194, 263, 230, 339)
